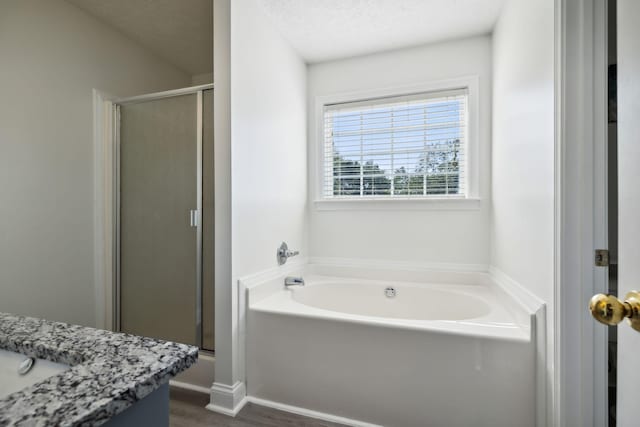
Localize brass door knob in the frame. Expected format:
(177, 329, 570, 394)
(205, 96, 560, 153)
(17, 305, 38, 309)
(589, 291, 640, 331)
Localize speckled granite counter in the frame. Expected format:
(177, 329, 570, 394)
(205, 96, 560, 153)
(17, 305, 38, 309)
(0, 312, 198, 426)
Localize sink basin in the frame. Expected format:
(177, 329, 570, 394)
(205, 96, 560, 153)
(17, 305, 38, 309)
(0, 349, 69, 399)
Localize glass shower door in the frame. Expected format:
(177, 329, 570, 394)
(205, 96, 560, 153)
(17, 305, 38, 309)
(202, 89, 215, 351)
(118, 93, 199, 346)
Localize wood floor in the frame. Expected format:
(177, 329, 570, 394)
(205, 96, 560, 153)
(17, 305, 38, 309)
(169, 387, 347, 427)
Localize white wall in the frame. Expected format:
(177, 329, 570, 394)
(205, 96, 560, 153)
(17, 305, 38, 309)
(0, 0, 191, 326)
(490, 0, 555, 422)
(491, 0, 555, 308)
(307, 36, 492, 266)
(231, 0, 307, 279)
(212, 0, 234, 391)
(219, 0, 307, 393)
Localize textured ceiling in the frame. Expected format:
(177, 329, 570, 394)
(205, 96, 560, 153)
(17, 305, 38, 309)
(65, 0, 212, 76)
(256, 0, 506, 63)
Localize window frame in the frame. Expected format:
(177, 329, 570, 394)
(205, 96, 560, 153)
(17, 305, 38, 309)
(312, 76, 481, 211)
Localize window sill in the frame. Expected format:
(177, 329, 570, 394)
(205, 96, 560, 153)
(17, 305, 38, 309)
(313, 197, 481, 211)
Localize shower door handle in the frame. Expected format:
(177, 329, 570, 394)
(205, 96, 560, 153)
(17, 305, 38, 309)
(189, 210, 199, 227)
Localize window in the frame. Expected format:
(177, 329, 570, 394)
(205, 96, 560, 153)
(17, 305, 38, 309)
(321, 89, 468, 200)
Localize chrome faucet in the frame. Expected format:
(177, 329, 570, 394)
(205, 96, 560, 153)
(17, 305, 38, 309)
(277, 242, 299, 265)
(284, 276, 305, 287)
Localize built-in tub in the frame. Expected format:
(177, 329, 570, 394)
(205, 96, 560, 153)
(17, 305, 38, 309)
(245, 268, 539, 427)
(293, 281, 492, 320)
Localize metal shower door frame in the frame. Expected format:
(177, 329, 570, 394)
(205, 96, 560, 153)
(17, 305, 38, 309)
(113, 83, 213, 348)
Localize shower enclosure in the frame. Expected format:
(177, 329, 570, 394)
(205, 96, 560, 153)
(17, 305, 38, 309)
(114, 85, 214, 351)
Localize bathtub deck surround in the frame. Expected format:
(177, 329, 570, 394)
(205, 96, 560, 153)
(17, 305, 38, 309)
(0, 312, 198, 426)
(257, 277, 529, 340)
(242, 262, 543, 427)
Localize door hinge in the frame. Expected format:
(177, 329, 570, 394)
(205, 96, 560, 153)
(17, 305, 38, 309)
(595, 249, 610, 267)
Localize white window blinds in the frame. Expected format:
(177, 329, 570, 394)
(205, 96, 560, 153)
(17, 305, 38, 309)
(323, 89, 468, 199)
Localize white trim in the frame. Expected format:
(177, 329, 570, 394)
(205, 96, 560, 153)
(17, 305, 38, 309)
(206, 381, 248, 417)
(212, 0, 235, 401)
(555, 0, 609, 425)
(534, 304, 548, 427)
(169, 380, 211, 395)
(591, 1, 610, 425)
(314, 197, 481, 211)
(247, 396, 382, 427)
(553, 0, 565, 425)
(311, 76, 481, 208)
(93, 89, 116, 331)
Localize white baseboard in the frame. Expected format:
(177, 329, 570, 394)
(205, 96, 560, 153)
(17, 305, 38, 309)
(206, 399, 248, 417)
(173, 351, 215, 391)
(247, 396, 382, 427)
(169, 380, 210, 395)
(206, 381, 247, 417)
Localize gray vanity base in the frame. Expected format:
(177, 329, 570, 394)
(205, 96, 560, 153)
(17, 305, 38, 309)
(104, 383, 169, 427)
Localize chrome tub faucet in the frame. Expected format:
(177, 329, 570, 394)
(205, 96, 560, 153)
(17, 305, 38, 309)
(284, 276, 305, 287)
(277, 242, 299, 265)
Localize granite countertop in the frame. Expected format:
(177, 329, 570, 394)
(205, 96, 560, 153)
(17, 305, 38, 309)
(0, 312, 198, 427)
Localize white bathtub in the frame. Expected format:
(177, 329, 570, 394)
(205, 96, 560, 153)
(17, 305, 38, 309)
(245, 267, 539, 427)
(292, 281, 492, 320)
(0, 349, 69, 399)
